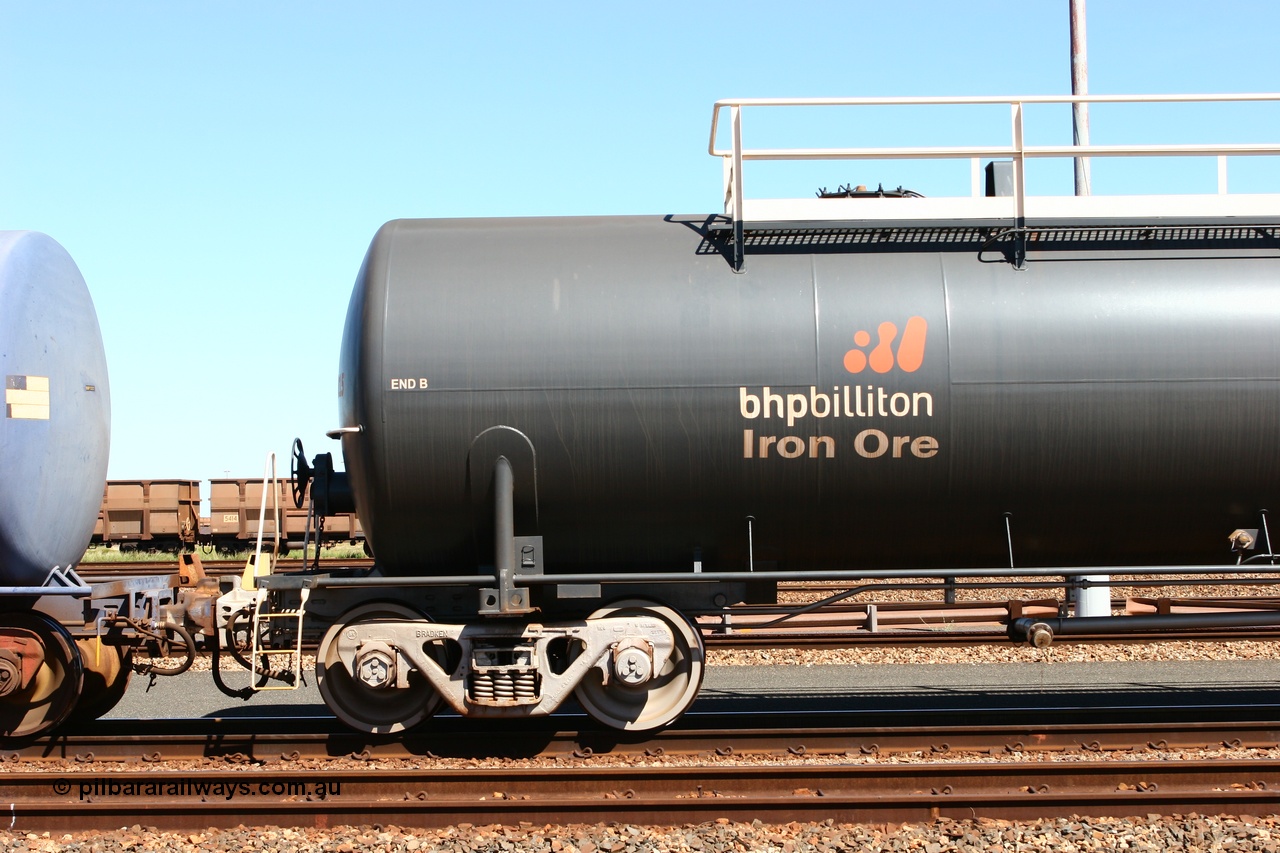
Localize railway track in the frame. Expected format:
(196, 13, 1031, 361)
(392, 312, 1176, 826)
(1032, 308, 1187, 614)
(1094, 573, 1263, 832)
(8, 754, 1280, 830)
(13, 682, 1280, 829)
(18, 709, 1280, 764)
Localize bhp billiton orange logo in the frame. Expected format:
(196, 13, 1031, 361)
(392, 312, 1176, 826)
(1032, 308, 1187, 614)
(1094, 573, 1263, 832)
(843, 316, 927, 374)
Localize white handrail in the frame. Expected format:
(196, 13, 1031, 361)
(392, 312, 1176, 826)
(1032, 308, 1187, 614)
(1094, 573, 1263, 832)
(252, 451, 280, 565)
(709, 93, 1280, 224)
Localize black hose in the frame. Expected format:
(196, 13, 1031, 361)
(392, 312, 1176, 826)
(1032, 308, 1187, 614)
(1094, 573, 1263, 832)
(208, 626, 255, 701)
(133, 621, 196, 677)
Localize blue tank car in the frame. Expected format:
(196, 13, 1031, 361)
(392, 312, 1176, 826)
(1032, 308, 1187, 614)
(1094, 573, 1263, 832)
(0, 231, 110, 587)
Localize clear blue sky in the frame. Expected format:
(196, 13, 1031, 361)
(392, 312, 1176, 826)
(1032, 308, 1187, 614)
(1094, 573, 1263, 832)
(3, 1, 1278, 482)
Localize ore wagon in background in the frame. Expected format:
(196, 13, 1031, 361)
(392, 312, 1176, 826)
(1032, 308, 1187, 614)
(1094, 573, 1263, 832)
(92, 479, 200, 551)
(203, 478, 362, 552)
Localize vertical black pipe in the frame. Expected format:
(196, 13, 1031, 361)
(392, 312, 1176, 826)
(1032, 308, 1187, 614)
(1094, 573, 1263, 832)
(494, 455, 516, 587)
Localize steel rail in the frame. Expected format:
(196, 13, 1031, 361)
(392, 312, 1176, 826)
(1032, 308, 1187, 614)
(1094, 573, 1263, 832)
(18, 713, 1280, 765)
(8, 759, 1280, 830)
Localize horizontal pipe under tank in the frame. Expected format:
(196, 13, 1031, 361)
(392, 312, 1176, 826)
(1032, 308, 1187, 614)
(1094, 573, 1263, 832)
(0, 586, 92, 597)
(271, 564, 1280, 589)
(1012, 610, 1280, 641)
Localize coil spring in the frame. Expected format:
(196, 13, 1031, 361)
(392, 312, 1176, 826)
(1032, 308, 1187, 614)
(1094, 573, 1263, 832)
(470, 673, 494, 702)
(469, 671, 538, 702)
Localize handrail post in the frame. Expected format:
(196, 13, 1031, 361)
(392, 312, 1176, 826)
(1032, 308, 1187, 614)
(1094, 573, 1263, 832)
(1011, 101, 1027, 269)
(1070, 0, 1092, 195)
(731, 105, 745, 273)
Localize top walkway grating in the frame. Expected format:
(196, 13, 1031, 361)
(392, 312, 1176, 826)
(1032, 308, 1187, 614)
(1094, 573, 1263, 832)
(707, 94, 1280, 269)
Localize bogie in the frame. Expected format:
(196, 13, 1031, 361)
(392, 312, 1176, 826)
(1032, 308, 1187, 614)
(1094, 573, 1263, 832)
(315, 597, 705, 733)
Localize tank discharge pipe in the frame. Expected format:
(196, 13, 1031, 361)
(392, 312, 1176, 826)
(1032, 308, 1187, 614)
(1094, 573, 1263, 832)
(495, 456, 516, 583)
(479, 456, 533, 615)
(1013, 610, 1280, 647)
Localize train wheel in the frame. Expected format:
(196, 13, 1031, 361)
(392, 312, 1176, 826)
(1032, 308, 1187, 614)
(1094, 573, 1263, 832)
(0, 613, 84, 740)
(573, 599, 705, 732)
(316, 602, 445, 734)
(68, 638, 132, 723)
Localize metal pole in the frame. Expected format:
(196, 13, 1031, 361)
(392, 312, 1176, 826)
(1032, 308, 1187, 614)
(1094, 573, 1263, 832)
(731, 105, 745, 272)
(494, 456, 515, 583)
(1070, 0, 1092, 195)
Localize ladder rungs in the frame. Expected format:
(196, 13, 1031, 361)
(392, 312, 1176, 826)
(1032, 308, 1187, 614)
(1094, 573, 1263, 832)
(250, 584, 309, 692)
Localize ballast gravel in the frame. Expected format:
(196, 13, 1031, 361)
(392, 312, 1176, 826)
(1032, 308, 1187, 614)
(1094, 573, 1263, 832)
(708, 638, 1280, 667)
